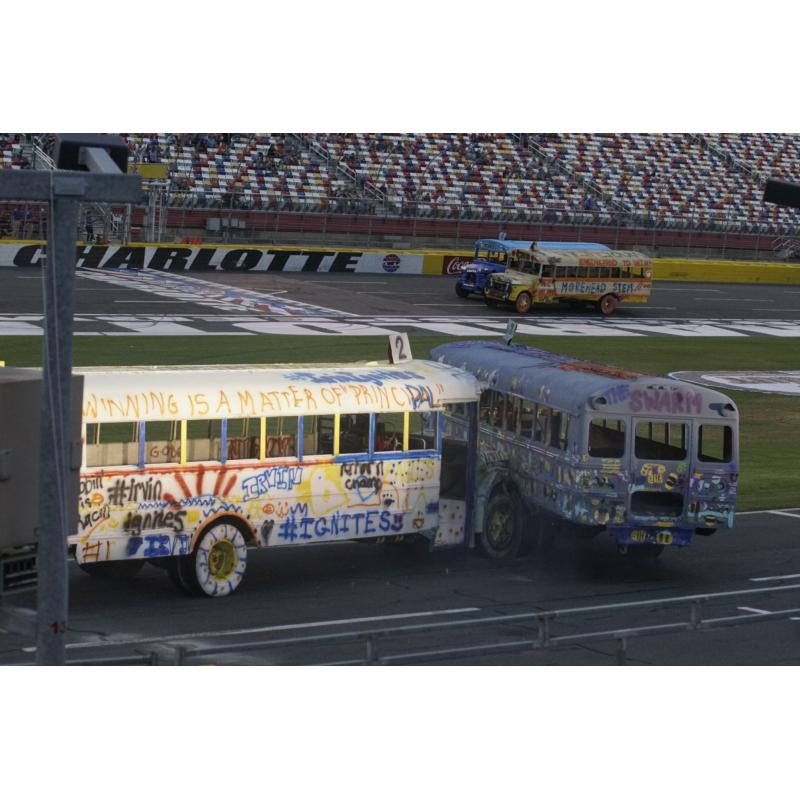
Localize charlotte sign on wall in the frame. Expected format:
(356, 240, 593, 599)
(1, 244, 427, 274)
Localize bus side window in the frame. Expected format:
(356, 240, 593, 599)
(85, 422, 139, 467)
(375, 412, 404, 451)
(589, 266, 601, 278)
(267, 416, 299, 458)
(303, 414, 334, 456)
(577, 265, 589, 278)
(548, 410, 568, 450)
(505, 396, 521, 435)
(520, 400, 535, 438)
(533, 405, 550, 444)
(698, 424, 733, 463)
(479, 389, 493, 424)
(409, 411, 437, 450)
(185, 419, 222, 462)
(226, 417, 260, 461)
(145, 420, 180, 464)
(491, 391, 506, 429)
(565, 265, 577, 278)
(610, 266, 621, 278)
(588, 418, 626, 458)
(339, 413, 370, 455)
(555, 265, 565, 279)
(541, 264, 554, 278)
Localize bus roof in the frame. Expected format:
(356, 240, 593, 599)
(475, 239, 534, 251)
(535, 241, 611, 251)
(78, 360, 482, 423)
(508, 247, 651, 265)
(431, 341, 737, 418)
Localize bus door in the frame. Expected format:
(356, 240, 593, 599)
(435, 401, 478, 549)
(690, 419, 738, 530)
(534, 262, 555, 301)
(629, 417, 692, 527)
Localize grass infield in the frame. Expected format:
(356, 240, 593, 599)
(1, 334, 797, 511)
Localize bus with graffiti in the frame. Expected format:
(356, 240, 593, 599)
(455, 239, 613, 299)
(71, 337, 739, 596)
(432, 340, 739, 559)
(484, 244, 652, 315)
(72, 357, 481, 596)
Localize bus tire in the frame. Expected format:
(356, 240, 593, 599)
(175, 521, 249, 597)
(485, 298, 499, 308)
(455, 284, 470, 298)
(694, 527, 718, 537)
(514, 292, 533, 314)
(481, 492, 527, 559)
(77, 559, 144, 581)
(598, 294, 618, 316)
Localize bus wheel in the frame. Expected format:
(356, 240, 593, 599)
(77, 559, 144, 581)
(485, 298, 499, 308)
(598, 294, 618, 316)
(514, 292, 533, 313)
(481, 493, 526, 559)
(455, 283, 470, 298)
(176, 521, 248, 597)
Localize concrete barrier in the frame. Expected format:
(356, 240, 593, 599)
(2, 240, 799, 284)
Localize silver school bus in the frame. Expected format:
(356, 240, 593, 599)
(73, 358, 480, 596)
(432, 341, 739, 559)
(484, 245, 653, 315)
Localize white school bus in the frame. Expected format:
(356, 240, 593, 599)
(72, 358, 481, 596)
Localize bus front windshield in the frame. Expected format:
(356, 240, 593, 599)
(507, 255, 540, 275)
(475, 247, 506, 265)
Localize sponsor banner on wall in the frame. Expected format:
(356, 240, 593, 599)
(441, 255, 475, 275)
(669, 370, 800, 396)
(0, 243, 426, 274)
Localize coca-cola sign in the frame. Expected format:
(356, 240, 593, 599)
(442, 256, 474, 276)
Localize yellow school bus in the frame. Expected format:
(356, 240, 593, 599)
(484, 245, 653, 315)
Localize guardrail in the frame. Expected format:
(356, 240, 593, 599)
(61, 582, 800, 666)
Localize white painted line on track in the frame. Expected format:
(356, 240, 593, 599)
(766, 510, 800, 519)
(21, 606, 482, 652)
(356, 291, 434, 295)
(656, 288, 725, 292)
(737, 508, 800, 516)
(750, 574, 800, 583)
(737, 607, 771, 615)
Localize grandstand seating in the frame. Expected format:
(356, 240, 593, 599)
(3, 133, 800, 235)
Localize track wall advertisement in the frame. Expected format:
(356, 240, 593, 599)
(1, 242, 798, 283)
(0, 243, 435, 274)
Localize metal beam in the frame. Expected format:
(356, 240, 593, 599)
(0, 169, 141, 204)
(0, 157, 142, 665)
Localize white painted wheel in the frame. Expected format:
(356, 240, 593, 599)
(178, 522, 248, 597)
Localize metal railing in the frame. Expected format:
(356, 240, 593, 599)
(61, 582, 800, 666)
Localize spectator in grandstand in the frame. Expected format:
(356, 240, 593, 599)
(85, 211, 94, 243)
(11, 207, 22, 238)
(0, 210, 10, 238)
